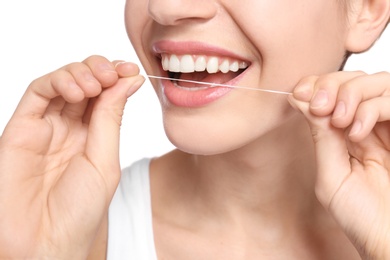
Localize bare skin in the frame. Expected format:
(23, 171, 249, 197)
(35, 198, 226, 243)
(125, 0, 390, 258)
(0, 56, 144, 259)
(1, 0, 390, 259)
(150, 149, 359, 260)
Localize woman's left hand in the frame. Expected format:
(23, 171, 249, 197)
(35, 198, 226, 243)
(289, 71, 390, 260)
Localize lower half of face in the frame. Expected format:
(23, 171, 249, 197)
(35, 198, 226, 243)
(125, 0, 348, 155)
(158, 71, 295, 155)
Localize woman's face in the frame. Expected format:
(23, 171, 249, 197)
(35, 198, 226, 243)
(125, 0, 348, 155)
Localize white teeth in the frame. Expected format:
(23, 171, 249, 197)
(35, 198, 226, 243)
(161, 54, 248, 74)
(169, 55, 180, 72)
(162, 55, 169, 71)
(239, 62, 248, 69)
(219, 59, 230, 73)
(230, 61, 239, 72)
(180, 55, 195, 73)
(207, 57, 219, 73)
(195, 56, 206, 72)
(173, 81, 208, 91)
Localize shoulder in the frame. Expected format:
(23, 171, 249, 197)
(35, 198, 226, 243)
(110, 157, 152, 215)
(120, 158, 152, 191)
(87, 159, 153, 260)
(107, 158, 157, 259)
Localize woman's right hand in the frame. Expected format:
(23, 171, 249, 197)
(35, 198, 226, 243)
(0, 55, 144, 259)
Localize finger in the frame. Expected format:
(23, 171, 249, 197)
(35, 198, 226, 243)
(44, 96, 66, 117)
(292, 75, 318, 102)
(293, 71, 367, 117)
(61, 98, 90, 121)
(331, 72, 390, 129)
(293, 74, 341, 116)
(14, 70, 85, 118)
(82, 55, 119, 88)
(13, 56, 118, 119)
(113, 61, 141, 78)
(82, 97, 97, 125)
(348, 96, 390, 142)
(310, 71, 368, 116)
(288, 95, 351, 207)
(84, 75, 145, 194)
(65, 62, 103, 98)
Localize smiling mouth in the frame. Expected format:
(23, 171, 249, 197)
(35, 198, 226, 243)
(161, 54, 249, 89)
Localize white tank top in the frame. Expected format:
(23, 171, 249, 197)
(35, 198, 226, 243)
(107, 158, 158, 259)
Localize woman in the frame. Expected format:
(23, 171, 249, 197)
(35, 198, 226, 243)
(0, 0, 389, 259)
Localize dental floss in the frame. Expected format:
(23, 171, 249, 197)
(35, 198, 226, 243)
(146, 75, 292, 95)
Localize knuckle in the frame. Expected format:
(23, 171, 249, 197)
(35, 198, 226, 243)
(83, 55, 113, 70)
(60, 61, 85, 73)
(315, 74, 340, 90)
(50, 70, 72, 85)
(373, 71, 389, 77)
(298, 75, 319, 85)
(356, 100, 377, 119)
(339, 79, 363, 102)
(340, 80, 356, 93)
(28, 77, 42, 89)
(81, 56, 118, 87)
(351, 70, 366, 76)
(375, 71, 390, 96)
(83, 54, 108, 63)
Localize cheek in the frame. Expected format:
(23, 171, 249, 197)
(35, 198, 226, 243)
(124, 1, 140, 38)
(229, 1, 347, 76)
(124, 0, 150, 58)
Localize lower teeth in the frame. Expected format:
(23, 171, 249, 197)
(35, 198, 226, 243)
(173, 81, 209, 91)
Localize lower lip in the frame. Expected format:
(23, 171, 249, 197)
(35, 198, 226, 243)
(161, 68, 250, 108)
(162, 79, 233, 107)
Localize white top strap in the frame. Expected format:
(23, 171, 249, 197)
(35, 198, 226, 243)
(107, 158, 157, 260)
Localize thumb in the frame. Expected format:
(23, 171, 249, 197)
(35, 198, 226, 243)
(85, 75, 145, 193)
(288, 95, 351, 208)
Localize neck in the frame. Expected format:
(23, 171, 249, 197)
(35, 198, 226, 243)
(191, 114, 317, 222)
(151, 113, 323, 232)
(151, 113, 359, 259)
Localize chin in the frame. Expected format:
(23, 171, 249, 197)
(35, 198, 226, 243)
(162, 114, 264, 156)
(160, 97, 299, 156)
(166, 132, 244, 156)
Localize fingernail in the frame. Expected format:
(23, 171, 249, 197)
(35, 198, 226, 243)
(115, 61, 127, 69)
(349, 120, 362, 136)
(332, 101, 346, 119)
(293, 83, 312, 102)
(310, 90, 328, 109)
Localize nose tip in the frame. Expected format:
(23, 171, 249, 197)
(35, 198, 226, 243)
(148, 0, 217, 26)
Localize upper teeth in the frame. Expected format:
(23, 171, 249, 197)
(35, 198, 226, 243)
(162, 54, 248, 74)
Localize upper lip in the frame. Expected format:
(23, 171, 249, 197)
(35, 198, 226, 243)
(152, 40, 250, 62)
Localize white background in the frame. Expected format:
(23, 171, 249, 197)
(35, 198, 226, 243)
(1, 0, 389, 167)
